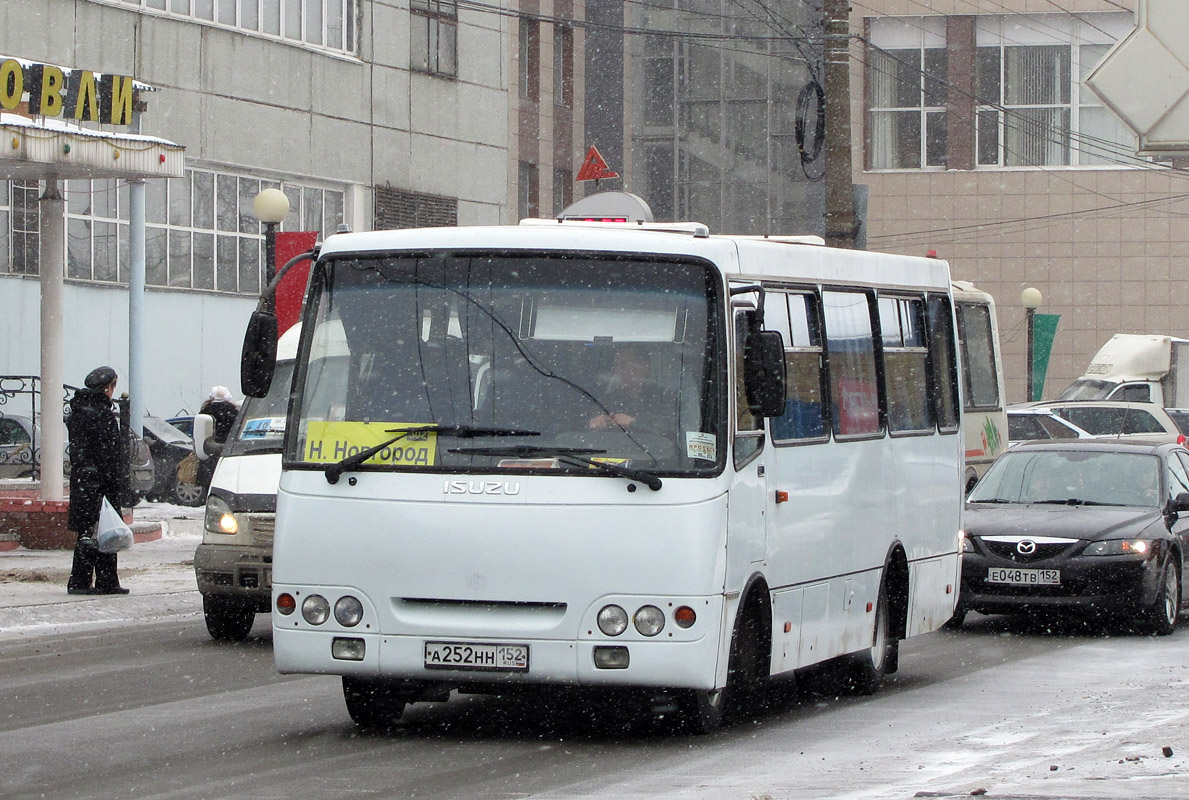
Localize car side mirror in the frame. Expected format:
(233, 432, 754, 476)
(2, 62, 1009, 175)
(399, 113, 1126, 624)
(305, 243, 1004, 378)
(744, 329, 787, 418)
(241, 309, 278, 398)
(193, 414, 221, 461)
(1170, 492, 1189, 514)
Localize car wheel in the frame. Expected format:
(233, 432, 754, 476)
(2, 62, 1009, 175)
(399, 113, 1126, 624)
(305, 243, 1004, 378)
(942, 607, 967, 630)
(203, 595, 256, 641)
(342, 677, 408, 728)
(1143, 559, 1180, 636)
(841, 581, 897, 695)
(173, 476, 206, 506)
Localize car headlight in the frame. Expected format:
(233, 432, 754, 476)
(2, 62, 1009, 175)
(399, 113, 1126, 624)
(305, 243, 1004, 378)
(960, 530, 973, 553)
(334, 596, 365, 627)
(204, 494, 239, 535)
(634, 605, 665, 637)
(302, 594, 331, 625)
(1083, 539, 1153, 556)
(597, 604, 628, 636)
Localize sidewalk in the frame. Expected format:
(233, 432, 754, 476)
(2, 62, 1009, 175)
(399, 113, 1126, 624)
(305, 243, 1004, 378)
(0, 502, 204, 640)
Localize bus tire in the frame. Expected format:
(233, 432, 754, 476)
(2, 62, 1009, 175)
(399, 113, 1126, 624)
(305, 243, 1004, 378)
(842, 581, 895, 695)
(677, 687, 725, 735)
(342, 677, 408, 728)
(203, 595, 256, 641)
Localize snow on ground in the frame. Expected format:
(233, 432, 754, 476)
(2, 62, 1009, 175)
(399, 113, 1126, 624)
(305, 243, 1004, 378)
(0, 501, 204, 639)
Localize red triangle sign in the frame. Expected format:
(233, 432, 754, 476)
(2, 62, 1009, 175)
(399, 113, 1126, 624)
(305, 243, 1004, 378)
(575, 145, 620, 182)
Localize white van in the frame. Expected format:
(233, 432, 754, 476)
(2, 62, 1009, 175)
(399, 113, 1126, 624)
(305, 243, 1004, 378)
(192, 325, 299, 640)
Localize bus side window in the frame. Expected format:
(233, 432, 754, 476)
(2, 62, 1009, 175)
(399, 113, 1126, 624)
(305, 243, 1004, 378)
(927, 293, 961, 433)
(822, 289, 881, 438)
(956, 302, 1000, 411)
(769, 291, 828, 442)
(733, 308, 765, 467)
(879, 295, 933, 433)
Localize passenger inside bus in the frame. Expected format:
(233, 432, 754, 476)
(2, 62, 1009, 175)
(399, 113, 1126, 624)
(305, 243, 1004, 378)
(588, 344, 677, 435)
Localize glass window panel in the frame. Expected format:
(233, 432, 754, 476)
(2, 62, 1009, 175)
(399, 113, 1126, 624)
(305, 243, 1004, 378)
(302, 187, 323, 232)
(923, 48, 947, 107)
(284, 0, 302, 40)
(1078, 106, 1136, 165)
(886, 352, 932, 432)
(928, 294, 960, 432)
(822, 290, 880, 437)
(957, 303, 999, 409)
(893, 50, 922, 107)
(192, 232, 214, 290)
(324, 191, 344, 233)
(146, 179, 167, 225)
(263, 0, 280, 35)
(93, 179, 116, 219)
(345, 0, 354, 49)
(94, 221, 118, 282)
(240, 0, 259, 29)
(878, 297, 905, 347)
(169, 230, 192, 288)
(645, 57, 674, 125)
(169, 172, 191, 227)
(1004, 45, 1070, 105)
(1005, 107, 1069, 166)
(868, 49, 902, 108)
(239, 177, 261, 234)
(282, 186, 300, 228)
(925, 111, 947, 167)
(440, 21, 457, 75)
(217, 234, 237, 292)
(218, 0, 236, 24)
(147, 0, 167, 9)
(977, 109, 1000, 165)
(146, 227, 168, 285)
(117, 221, 128, 284)
(194, 0, 214, 19)
(67, 218, 91, 279)
(172, 0, 191, 13)
(68, 180, 91, 215)
(307, 0, 323, 44)
(217, 174, 237, 232)
(327, 0, 343, 49)
(0, 210, 8, 273)
(869, 110, 921, 169)
(975, 47, 1000, 104)
(238, 237, 261, 295)
(788, 293, 819, 347)
(193, 171, 215, 230)
(118, 182, 130, 222)
(411, 15, 429, 70)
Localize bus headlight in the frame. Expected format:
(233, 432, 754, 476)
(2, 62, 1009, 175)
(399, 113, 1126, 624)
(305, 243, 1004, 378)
(334, 596, 365, 627)
(204, 495, 238, 535)
(302, 594, 330, 625)
(634, 605, 665, 637)
(597, 604, 628, 636)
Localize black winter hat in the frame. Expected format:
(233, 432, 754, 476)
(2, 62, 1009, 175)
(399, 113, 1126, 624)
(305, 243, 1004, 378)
(84, 366, 118, 390)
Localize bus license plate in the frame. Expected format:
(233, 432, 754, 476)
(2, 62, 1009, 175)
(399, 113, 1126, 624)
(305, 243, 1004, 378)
(987, 567, 1060, 586)
(424, 641, 529, 672)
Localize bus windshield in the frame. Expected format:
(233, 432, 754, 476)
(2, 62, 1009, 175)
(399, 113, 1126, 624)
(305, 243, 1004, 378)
(288, 253, 724, 476)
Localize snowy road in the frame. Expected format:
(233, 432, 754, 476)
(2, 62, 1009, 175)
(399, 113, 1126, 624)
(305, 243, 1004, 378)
(0, 607, 1185, 800)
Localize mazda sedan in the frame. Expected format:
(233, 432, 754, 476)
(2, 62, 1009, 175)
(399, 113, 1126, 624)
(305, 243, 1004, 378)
(954, 439, 1189, 634)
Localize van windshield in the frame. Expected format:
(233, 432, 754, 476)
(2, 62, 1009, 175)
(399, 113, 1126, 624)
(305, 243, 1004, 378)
(223, 361, 306, 457)
(286, 252, 725, 476)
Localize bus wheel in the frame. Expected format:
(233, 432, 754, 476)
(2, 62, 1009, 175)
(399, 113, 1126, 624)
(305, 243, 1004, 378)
(677, 687, 725, 734)
(342, 677, 408, 728)
(203, 595, 256, 641)
(842, 582, 896, 695)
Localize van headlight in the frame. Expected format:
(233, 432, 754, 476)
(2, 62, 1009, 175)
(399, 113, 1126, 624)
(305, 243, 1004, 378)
(204, 495, 239, 535)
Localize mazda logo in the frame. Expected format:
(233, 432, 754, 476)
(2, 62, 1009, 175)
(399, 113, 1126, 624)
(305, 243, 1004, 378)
(1016, 540, 1038, 555)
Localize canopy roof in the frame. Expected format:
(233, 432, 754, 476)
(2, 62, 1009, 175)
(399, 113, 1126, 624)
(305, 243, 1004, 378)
(0, 113, 184, 181)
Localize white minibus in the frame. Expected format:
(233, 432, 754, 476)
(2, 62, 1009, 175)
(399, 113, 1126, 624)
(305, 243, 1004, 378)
(248, 216, 965, 732)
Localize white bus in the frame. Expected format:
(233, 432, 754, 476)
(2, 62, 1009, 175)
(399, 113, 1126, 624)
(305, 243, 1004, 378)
(952, 281, 1007, 493)
(254, 217, 964, 733)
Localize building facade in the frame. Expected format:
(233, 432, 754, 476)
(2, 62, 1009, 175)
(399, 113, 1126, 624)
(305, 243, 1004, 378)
(1, 0, 558, 417)
(852, 0, 1189, 402)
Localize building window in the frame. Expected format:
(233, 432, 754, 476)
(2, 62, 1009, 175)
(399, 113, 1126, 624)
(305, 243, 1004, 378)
(518, 161, 539, 220)
(867, 12, 1137, 170)
(554, 24, 572, 107)
(116, 0, 357, 53)
(5, 181, 40, 275)
(2, 172, 343, 293)
(411, 0, 458, 76)
(552, 168, 572, 215)
(374, 187, 458, 228)
(520, 16, 540, 101)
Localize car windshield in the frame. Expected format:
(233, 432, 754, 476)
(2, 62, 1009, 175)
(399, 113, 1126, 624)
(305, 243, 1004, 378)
(1056, 379, 1114, 401)
(1165, 410, 1189, 435)
(143, 415, 189, 445)
(223, 361, 311, 457)
(969, 449, 1162, 507)
(1052, 406, 1166, 436)
(287, 253, 723, 476)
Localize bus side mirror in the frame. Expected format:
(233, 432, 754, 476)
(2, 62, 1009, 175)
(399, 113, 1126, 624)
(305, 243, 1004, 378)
(241, 310, 278, 398)
(1170, 492, 1189, 514)
(745, 330, 787, 418)
(193, 413, 220, 461)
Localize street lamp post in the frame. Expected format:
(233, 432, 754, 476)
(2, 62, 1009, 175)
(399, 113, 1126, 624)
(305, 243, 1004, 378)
(253, 188, 290, 306)
(1021, 287, 1043, 403)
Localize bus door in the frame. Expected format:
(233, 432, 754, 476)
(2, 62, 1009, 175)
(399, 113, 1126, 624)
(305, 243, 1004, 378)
(727, 305, 770, 577)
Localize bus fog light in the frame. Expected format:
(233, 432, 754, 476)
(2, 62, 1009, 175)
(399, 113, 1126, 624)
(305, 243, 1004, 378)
(302, 594, 330, 625)
(674, 606, 696, 628)
(276, 593, 296, 615)
(634, 605, 665, 636)
(597, 604, 628, 636)
(334, 596, 364, 627)
(332, 637, 366, 661)
(593, 645, 629, 669)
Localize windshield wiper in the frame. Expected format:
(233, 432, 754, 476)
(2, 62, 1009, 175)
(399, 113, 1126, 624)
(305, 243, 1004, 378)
(450, 445, 663, 492)
(1033, 498, 1101, 506)
(325, 425, 539, 484)
(968, 498, 1013, 504)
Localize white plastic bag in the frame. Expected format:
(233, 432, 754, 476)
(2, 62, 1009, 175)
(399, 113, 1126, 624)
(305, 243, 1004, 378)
(96, 497, 134, 553)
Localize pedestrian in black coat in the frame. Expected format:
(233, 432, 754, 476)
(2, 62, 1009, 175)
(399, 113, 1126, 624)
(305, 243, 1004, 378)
(66, 366, 129, 595)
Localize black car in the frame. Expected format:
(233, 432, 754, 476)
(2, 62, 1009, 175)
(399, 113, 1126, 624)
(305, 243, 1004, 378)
(142, 415, 205, 506)
(954, 439, 1189, 634)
